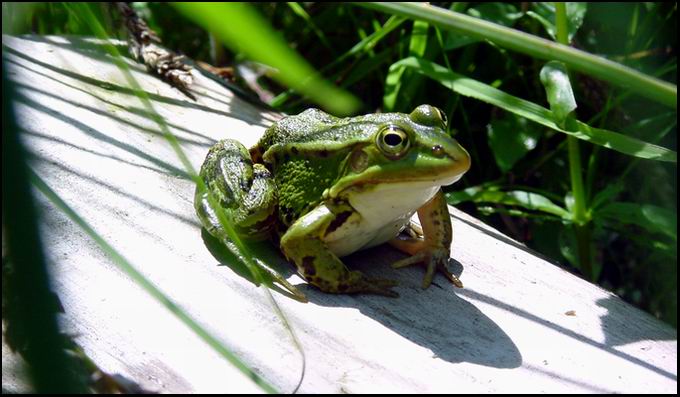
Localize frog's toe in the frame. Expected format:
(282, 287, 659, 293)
(392, 249, 463, 289)
(392, 251, 427, 269)
(440, 263, 464, 288)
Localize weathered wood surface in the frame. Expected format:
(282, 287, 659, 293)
(2, 35, 677, 394)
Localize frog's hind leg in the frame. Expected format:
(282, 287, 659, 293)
(280, 204, 399, 297)
(195, 139, 278, 242)
(388, 190, 463, 289)
(195, 140, 311, 300)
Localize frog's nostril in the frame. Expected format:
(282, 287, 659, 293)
(432, 144, 445, 157)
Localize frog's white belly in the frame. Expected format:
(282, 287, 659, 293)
(323, 181, 442, 257)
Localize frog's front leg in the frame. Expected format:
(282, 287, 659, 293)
(280, 204, 399, 297)
(389, 189, 464, 288)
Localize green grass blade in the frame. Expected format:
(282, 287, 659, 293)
(172, 2, 360, 115)
(392, 57, 676, 162)
(286, 2, 333, 51)
(28, 170, 278, 393)
(270, 14, 406, 109)
(384, 19, 429, 111)
(357, 2, 677, 108)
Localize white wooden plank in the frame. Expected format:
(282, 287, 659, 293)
(2, 35, 676, 394)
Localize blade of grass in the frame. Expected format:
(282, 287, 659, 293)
(286, 2, 333, 52)
(270, 14, 406, 109)
(555, 2, 591, 279)
(384, 19, 428, 111)
(28, 170, 278, 393)
(392, 57, 677, 162)
(172, 2, 359, 116)
(356, 2, 677, 109)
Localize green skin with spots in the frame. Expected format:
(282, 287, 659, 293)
(195, 105, 470, 297)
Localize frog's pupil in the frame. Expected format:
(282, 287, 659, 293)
(384, 133, 402, 146)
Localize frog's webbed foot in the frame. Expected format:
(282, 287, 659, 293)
(293, 256, 399, 298)
(389, 238, 463, 289)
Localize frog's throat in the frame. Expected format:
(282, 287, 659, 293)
(324, 180, 445, 257)
(326, 171, 464, 200)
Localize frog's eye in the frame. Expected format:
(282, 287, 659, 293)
(376, 125, 410, 159)
(409, 104, 447, 129)
(434, 107, 448, 128)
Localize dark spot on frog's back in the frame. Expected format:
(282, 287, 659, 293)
(325, 211, 353, 236)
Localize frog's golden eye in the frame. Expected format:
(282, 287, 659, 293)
(376, 125, 410, 159)
(409, 104, 447, 129)
(435, 107, 448, 128)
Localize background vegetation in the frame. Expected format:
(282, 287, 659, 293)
(4, 1, 677, 329)
(2, 1, 677, 393)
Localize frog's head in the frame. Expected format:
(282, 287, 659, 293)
(328, 104, 471, 198)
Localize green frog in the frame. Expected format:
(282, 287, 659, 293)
(195, 105, 470, 297)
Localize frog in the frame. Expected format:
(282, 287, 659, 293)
(195, 104, 470, 297)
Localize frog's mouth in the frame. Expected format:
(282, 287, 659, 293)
(328, 155, 469, 199)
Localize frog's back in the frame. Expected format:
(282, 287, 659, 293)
(255, 109, 390, 153)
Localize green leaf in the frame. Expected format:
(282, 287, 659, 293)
(590, 182, 624, 211)
(597, 202, 677, 241)
(487, 113, 541, 172)
(443, 32, 478, 51)
(540, 61, 577, 125)
(468, 2, 524, 27)
(526, 2, 588, 43)
(446, 185, 483, 205)
(500, 190, 570, 218)
(172, 2, 360, 115)
(391, 57, 676, 162)
(447, 187, 570, 219)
